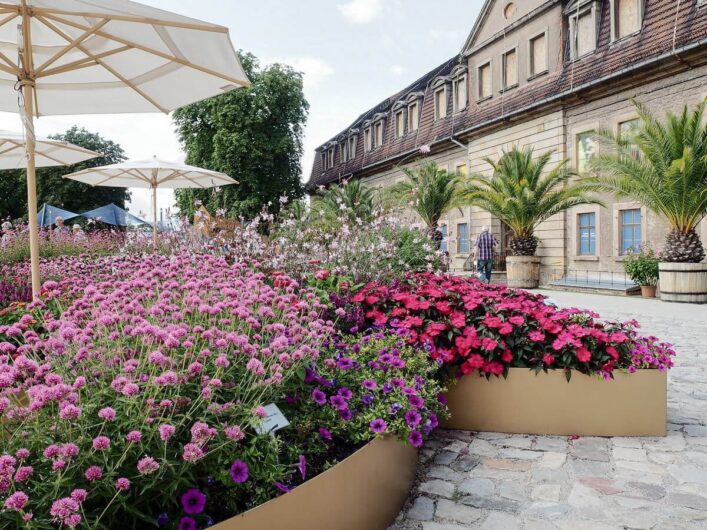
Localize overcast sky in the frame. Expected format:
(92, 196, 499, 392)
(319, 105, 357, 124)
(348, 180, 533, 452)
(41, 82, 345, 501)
(0, 0, 483, 219)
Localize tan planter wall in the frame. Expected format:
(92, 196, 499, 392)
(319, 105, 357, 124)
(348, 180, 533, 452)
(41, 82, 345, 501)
(443, 368, 666, 437)
(659, 262, 707, 304)
(213, 437, 417, 530)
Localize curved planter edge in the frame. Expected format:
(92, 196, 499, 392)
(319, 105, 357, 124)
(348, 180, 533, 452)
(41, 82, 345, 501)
(658, 262, 707, 304)
(213, 436, 418, 530)
(441, 368, 667, 437)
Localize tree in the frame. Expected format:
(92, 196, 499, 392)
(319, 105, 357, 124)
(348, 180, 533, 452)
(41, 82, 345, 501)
(387, 161, 463, 246)
(461, 146, 600, 256)
(314, 179, 376, 224)
(0, 126, 128, 221)
(173, 52, 308, 221)
(587, 100, 707, 263)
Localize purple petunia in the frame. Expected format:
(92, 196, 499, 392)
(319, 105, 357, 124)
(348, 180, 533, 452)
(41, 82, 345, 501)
(336, 357, 354, 370)
(408, 395, 424, 409)
(408, 431, 424, 448)
(275, 482, 291, 493)
(230, 459, 249, 484)
(319, 428, 333, 441)
(337, 387, 353, 400)
(329, 395, 348, 411)
(178, 517, 197, 530)
(369, 418, 388, 434)
(311, 388, 326, 406)
(298, 454, 307, 480)
(404, 410, 422, 427)
(361, 379, 377, 391)
(180, 489, 207, 515)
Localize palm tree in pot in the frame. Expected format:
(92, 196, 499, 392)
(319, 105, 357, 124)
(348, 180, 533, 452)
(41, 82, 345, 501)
(587, 100, 707, 302)
(461, 146, 600, 287)
(387, 161, 463, 249)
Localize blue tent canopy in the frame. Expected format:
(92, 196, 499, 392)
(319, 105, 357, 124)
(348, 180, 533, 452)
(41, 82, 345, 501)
(37, 203, 79, 227)
(81, 204, 150, 227)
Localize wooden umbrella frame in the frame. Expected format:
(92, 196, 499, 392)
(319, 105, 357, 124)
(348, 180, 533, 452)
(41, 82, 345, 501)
(2, 0, 250, 294)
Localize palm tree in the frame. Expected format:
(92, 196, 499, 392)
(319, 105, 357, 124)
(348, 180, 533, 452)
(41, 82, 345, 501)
(587, 100, 707, 263)
(461, 146, 600, 256)
(315, 179, 376, 223)
(387, 161, 463, 247)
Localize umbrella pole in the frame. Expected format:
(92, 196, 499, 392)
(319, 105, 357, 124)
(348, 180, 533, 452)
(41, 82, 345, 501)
(152, 184, 157, 250)
(22, 82, 41, 296)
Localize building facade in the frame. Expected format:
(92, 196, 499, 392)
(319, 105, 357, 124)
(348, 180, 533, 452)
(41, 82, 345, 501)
(307, 0, 707, 285)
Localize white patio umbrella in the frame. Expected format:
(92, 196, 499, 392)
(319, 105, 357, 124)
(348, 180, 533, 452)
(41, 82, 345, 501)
(64, 156, 237, 246)
(0, 0, 249, 294)
(0, 129, 99, 169)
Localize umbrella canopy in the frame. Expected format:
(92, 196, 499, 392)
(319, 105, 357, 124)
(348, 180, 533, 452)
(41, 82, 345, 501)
(37, 203, 78, 226)
(81, 203, 148, 227)
(0, 130, 101, 169)
(0, 0, 250, 295)
(64, 156, 236, 245)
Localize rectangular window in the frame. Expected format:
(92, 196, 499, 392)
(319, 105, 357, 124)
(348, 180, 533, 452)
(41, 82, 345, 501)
(440, 224, 448, 253)
(455, 163, 468, 177)
(620, 208, 641, 254)
(457, 223, 470, 254)
(341, 143, 348, 163)
(395, 111, 405, 138)
(529, 33, 547, 76)
(576, 131, 597, 173)
(578, 212, 597, 255)
(348, 136, 357, 159)
(502, 49, 518, 89)
(364, 128, 372, 152)
(408, 102, 419, 132)
(615, 0, 642, 40)
(478, 62, 492, 100)
(374, 122, 383, 147)
(453, 75, 468, 112)
(434, 88, 447, 120)
(328, 148, 335, 167)
(619, 118, 640, 140)
(571, 8, 596, 59)
(321, 152, 327, 170)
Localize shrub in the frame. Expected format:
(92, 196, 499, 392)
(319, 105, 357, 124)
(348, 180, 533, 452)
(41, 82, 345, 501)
(350, 273, 675, 379)
(623, 245, 659, 286)
(0, 227, 123, 264)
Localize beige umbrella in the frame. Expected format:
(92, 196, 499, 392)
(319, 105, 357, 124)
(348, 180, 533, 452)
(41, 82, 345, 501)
(64, 156, 237, 246)
(0, 129, 100, 169)
(0, 0, 250, 294)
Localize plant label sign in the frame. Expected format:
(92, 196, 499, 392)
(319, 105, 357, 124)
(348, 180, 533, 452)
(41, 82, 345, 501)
(254, 404, 290, 436)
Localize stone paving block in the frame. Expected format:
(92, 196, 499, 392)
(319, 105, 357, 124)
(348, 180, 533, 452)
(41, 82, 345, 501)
(481, 457, 531, 471)
(531, 484, 562, 502)
(615, 459, 667, 475)
(611, 437, 643, 449)
(533, 437, 569, 452)
(427, 466, 463, 483)
(434, 451, 458, 465)
(450, 455, 480, 472)
(468, 438, 498, 457)
(668, 492, 707, 511)
(480, 512, 522, 530)
(623, 481, 666, 500)
(523, 519, 559, 530)
(492, 436, 534, 449)
(667, 465, 707, 485)
(523, 502, 571, 519)
(568, 458, 611, 476)
(419, 480, 455, 498)
(577, 476, 622, 495)
(535, 452, 566, 469)
(498, 448, 544, 460)
(434, 499, 484, 525)
(407, 496, 436, 521)
(499, 480, 527, 502)
(457, 477, 494, 497)
(612, 447, 648, 462)
(421, 522, 469, 530)
(685, 425, 707, 437)
(460, 494, 521, 513)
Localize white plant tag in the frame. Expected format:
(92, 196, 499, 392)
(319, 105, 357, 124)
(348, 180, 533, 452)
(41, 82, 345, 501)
(254, 403, 290, 436)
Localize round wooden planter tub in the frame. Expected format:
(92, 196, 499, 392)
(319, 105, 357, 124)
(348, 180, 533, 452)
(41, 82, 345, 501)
(506, 256, 542, 289)
(212, 437, 417, 530)
(659, 262, 707, 304)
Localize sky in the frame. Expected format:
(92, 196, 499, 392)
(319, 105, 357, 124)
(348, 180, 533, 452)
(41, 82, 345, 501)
(0, 0, 483, 220)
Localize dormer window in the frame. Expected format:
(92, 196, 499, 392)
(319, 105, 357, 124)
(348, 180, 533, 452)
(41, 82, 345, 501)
(327, 147, 335, 168)
(568, 1, 598, 60)
(477, 61, 492, 100)
(321, 151, 327, 170)
(374, 121, 384, 147)
(395, 110, 405, 138)
(408, 101, 420, 132)
(453, 74, 468, 112)
(434, 87, 447, 120)
(364, 126, 372, 152)
(611, 0, 644, 41)
(529, 31, 548, 78)
(341, 141, 348, 163)
(502, 47, 518, 90)
(348, 135, 357, 159)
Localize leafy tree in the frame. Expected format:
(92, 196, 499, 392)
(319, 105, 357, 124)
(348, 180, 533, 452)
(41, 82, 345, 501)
(587, 100, 707, 263)
(0, 126, 128, 221)
(173, 52, 308, 221)
(314, 179, 376, 224)
(387, 161, 463, 247)
(461, 146, 600, 256)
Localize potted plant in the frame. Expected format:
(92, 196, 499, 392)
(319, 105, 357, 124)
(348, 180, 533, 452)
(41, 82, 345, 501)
(461, 146, 601, 288)
(589, 101, 707, 303)
(623, 245, 660, 297)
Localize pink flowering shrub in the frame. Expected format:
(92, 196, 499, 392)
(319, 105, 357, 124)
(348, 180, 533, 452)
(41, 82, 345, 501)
(0, 253, 335, 528)
(288, 331, 446, 460)
(350, 273, 675, 379)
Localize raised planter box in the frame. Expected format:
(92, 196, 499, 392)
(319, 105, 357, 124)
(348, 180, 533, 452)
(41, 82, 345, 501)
(442, 368, 666, 437)
(213, 437, 417, 530)
(506, 256, 541, 289)
(659, 262, 707, 304)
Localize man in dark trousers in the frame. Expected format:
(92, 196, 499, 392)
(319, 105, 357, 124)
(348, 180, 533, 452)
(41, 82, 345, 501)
(474, 226, 498, 283)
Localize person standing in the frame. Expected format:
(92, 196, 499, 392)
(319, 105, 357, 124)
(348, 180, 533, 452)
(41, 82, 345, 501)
(474, 226, 498, 283)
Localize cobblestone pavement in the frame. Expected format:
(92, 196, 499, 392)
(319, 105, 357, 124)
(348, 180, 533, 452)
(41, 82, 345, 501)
(391, 291, 707, 530)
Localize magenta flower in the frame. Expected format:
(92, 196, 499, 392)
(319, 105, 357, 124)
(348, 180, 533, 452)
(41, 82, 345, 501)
(178, 517, 197, 530)
(180, 489, 207, 515)
(311, 388, 326, 406)
(158, 424, 176, 441)
(369, 418, 388, 434)
(115, 477, 131, 491)
(408, 431, 424, 448)
(137, 456, 160, 475)
(297, 454, 306, 480)
(4, 491, 28, 511)
(319, 427, 332, 441)
(84, 466, 102, 481)
(182, 443, 204, 463)
(361, 379, 377, 390)
(404, 410, 422, 427)
(230, 459, 249, 484)
(126, 431, 142, 443)
(92, 436, 110, 451)
(97, 407, 116, 422)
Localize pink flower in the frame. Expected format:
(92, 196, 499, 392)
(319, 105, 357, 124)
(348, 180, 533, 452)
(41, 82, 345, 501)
(98, 407, 116, 421)
(137, 456, 160, 475)
(70, 489, 87, 503)
(159, 424, 176, 441)
(224, 426, 245, 441)
(92, 436, 110, 451)
(314, 269, 330, 281)
(126, 431, 142, 443)
(115, 477, 131, 491)
(4, 491, 28, 511)
(14, 465, 32, 482)
(182, 443, 204, 462)
(84, 466, 102, 481)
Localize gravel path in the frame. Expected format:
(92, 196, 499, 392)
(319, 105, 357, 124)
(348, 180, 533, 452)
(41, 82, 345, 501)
(390, 291, 707, 530)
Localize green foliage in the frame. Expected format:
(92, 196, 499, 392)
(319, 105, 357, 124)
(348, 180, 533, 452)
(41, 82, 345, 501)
(623, 245, 660, 286)
(0, 126, 128, 220)
(173, 52, 309, 221)
(386, 161, 463, 231)
(313, 180, 376, 224)
(587, 100, 707, 262)
(394, 228, 440, 272)
(461, 146, 600, 241)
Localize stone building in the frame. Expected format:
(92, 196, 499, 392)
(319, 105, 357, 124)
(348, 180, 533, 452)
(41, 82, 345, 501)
(307, 0, 707, 289)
